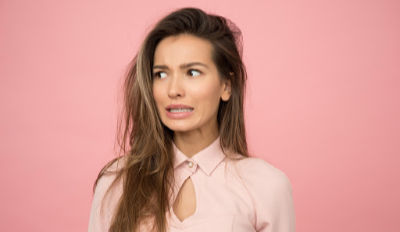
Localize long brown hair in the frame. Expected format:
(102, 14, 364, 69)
(93, 7, 249, 232)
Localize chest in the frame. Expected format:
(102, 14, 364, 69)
(167, 168, 256, 231)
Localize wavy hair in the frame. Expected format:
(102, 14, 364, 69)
(93, 7, 249, 232)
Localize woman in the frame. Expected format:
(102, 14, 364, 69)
(88, 7, 295, 232)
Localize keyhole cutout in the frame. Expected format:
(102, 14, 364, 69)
(172, 176, 197, 222)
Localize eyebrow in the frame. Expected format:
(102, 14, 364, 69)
(153, 62, 209, 70)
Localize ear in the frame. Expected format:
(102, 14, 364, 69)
(221, 79, 232, 101)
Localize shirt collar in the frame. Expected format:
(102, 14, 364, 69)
(172, 136, 226, 176)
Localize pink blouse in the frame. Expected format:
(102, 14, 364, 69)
(88, 136, 295, 231)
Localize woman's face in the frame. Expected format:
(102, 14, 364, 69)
(152, 33, 231, 137)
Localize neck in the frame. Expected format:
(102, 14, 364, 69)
(173, 131, 219, 158)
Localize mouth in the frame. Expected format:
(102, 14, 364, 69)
(166, 104, 194, 112)
(165, 106, 194, 119)
(166, 107, 194, 113)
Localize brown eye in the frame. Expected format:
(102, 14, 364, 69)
(154, 71, 167, 79)
(188, 69, 201, 77)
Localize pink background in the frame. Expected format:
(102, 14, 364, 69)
(1, 0, 399, 231)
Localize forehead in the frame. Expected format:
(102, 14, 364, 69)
(153, 34, 214, 65)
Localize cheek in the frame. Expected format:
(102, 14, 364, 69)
(189, 84, 221, 110)
(153, 87, 162, 111)
(152, 85, 164, 106)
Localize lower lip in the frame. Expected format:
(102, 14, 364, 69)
(166, 109, 194, 119)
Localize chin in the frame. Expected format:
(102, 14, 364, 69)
(164, 122, 196, 133)
(167, 126, 193, 132)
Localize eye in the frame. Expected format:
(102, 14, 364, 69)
(187, 69, 201, 77)
(153, 71, 167, 79)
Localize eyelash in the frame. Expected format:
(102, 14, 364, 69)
(153, 69, 202, 79)
(187, 69, 202, 77)
(153, 71, 166, 79)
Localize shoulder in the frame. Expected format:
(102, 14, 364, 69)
(94, 156, 126, 191)
(93, 155, 127, 203)
(228, 156, 293, 208)
(232, 156, 292, 190)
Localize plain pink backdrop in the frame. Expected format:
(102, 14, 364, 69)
(1, 0, 399, 231)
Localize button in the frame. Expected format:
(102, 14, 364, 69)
(187, 160, 193, 168)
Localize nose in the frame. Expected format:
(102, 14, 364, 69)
(167, 73, 184, 98)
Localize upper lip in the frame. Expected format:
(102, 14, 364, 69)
(166, 104, 194, 110)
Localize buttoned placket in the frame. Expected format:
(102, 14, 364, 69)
(175, 158, 198, 193)
(169, 158, 200, 228)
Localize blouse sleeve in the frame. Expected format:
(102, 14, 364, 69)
(88, 159, 124, 232)
(258, 171, 295, 232)
(240, 158, 296, 232)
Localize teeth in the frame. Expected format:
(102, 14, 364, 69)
(169, 108, 193, 112)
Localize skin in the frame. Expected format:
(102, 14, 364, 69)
(152, 33, 231, 158)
